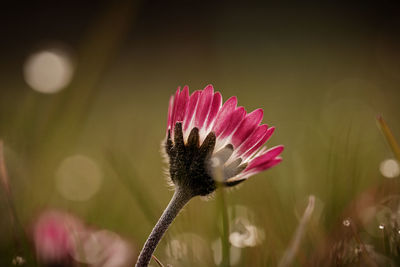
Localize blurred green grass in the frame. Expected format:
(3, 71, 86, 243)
(1, 1, 400, 266)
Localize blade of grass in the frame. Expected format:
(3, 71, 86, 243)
(214, 163, 230, 267)
(152, 255, 165, 267)
(377, 115, 400, 162)
(106, 149, 158, 225)
(0, 140, 10, 194)
(32, 1, 142, 177)
(278, 195, 315, 267)
(0, 140, 25, 262)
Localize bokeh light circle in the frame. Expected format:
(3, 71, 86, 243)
(55, 155, 102, 202)
(380, 158, 400, 178)
(23, 48, 74, 94)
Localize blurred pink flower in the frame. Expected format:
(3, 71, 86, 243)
(32, 210, 83, 265)
(71, 230, 136, 267)
(32, 210, 136, 267)
(165, 84, 283, 191)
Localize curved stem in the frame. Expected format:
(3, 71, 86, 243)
(136, 187, 192, 267)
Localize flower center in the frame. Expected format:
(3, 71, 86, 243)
(165, 122, 248, 196)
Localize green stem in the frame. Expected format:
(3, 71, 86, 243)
(217, 187, 230, 267)
(135, 187, 192, 267)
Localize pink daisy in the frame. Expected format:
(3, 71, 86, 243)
(136, 84, 284, 266)
(32, 210, 84, 265)
(165, 84, 283, 195)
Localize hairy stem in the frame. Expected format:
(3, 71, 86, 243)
(136, 187, 192, 267)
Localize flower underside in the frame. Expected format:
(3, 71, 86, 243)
(166, 122, 246, 196)
(165, 85, 284, 196)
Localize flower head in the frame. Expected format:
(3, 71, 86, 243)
(165, 84, 283, 196)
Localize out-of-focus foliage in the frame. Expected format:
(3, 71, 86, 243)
(1, 1, 400, 266)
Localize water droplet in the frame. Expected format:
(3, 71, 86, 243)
(343, 219, 351, 227)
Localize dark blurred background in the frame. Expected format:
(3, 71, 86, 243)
(1, 1, 400, 266)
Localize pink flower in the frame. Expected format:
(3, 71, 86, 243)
(32, 210, 136, 267)
(32, 210, 83, 265)
(165, 84, 283, 196)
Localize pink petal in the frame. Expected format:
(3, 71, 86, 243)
(246, 145, 284, 170)
(33, 211, 84, 263)
(174, 86, 189, 123)
(242, 127, 275, 159)
(183, 90, 201, 131)
(241, 157, 282, 178)
(219, 107, 246, 139)
(166, 95, 174, 133)
(170, 87, 180, 134)
(231, 109, 263, 148)
(205, 92, 222, 130)
(235, 124, 268, 156)
(194, 85, 214, 129)
(213, 96, 238, 137)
